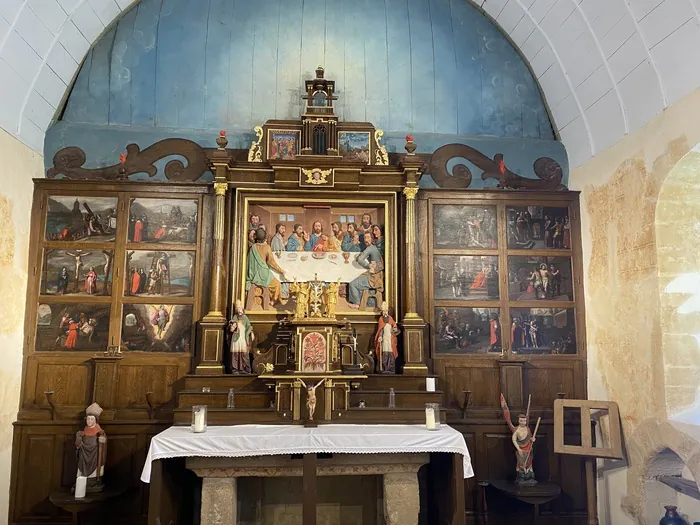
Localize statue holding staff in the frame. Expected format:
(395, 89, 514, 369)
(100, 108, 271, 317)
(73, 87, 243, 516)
(499, 393, 541, 485)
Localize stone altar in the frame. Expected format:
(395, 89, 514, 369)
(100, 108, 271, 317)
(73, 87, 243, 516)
(187, 453, 428, 525)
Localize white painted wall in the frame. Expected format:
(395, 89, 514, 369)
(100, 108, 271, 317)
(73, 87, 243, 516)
(0, 128, 43, 524)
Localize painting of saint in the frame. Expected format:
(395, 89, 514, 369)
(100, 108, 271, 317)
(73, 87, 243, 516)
(433, 307, 499, 355)
(36, 304, 110, 351)
(433, 255, 499, 300)
(509, 308, 576, 355)
(241, 201, 390, 314)
(433, 205, 498, 249)
(268, 131, 299, 160)
(125, 251, 195, 297)
(128, 199, 198, 244)
(506, 206, 569, 250)
(45, 196, 117, 243)
(508, 256, 572, 301)
(121, 304, 193, 352)
(338, 132, 370, 163)
(41, 250, 114, 296)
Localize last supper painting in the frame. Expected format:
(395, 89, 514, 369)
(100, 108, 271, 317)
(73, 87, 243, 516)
(239, 197, 393, 314)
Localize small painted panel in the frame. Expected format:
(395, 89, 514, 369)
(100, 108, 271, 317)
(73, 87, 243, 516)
(45, 196, 118, 242)
(509, 308, 576, 355)
(36, 303, 111, 351)
(268, 130, 300, 160)
(433, 205, 498, 249)
(506, 206, 570, 250)
(433, 255, 499, 300)
(301, 331, 327, 373)
(434, 307, 501, 355)
(41, 249, 114, 296)
(128, 198, 198, 244)
(338, 132, 370, 163)
(121, 304, 193, 352)
(508, 256, 573, 301)
(125, 250, 195, 297)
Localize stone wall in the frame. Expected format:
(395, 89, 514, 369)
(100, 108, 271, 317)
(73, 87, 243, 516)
(570, 87, 700, 524)
(0, 128, 42, 524)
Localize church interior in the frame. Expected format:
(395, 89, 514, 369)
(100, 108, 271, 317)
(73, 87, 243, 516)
(1, 0, 700, 524)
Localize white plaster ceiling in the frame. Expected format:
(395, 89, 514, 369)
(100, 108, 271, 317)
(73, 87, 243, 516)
(0, 0, 699, 168)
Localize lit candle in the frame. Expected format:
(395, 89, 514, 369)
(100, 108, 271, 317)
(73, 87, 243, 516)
(193, 410, 205, 433)
(74, 476, 87, 498)
(425, 407, 436, 430)
(426, 378, 436, 392)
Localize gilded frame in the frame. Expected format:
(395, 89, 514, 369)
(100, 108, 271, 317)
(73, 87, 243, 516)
(266, 129, 301, 160)
(233, 190, 397, 317)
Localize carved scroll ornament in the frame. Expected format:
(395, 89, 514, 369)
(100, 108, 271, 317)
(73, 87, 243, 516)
(428, 143, 565, 190)
(47, 138, 209, 182)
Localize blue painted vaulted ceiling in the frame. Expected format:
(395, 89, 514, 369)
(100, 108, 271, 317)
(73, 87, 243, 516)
(59, 0, 555, 140)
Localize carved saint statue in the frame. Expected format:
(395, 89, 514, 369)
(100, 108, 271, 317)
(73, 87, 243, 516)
(298, 378, 326, 422)
(323, 278, 341, 319)
(290, 280, 310, 320)
(374, 301, 400, 374)
(500, 394, 540, 485)
(228, 300, 254, 374)
(75, 403, 107, 492)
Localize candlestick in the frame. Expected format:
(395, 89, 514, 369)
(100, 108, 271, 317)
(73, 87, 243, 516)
(74, 476, 87, 498)
(426, 378, 436, 392)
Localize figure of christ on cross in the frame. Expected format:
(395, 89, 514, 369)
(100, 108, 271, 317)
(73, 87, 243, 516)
(297, 378, 328, 423)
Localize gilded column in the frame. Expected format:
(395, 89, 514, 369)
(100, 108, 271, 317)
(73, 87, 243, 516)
(400, 137, 429, 376)
(196, 135, 230, 375)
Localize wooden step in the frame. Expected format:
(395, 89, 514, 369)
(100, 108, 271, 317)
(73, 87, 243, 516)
(173, 407, 286, 425)
(348, 390, 443, 408)
(178, 390, 274, 409)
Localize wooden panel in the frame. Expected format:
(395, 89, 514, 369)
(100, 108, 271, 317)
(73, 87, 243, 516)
(34, 361, 91, 406)
(483, 434, 513, 481)
(524, 364, 577, 407)
(115, 364, 180, 407)
(442, 361, 500, 408)
(105, 434, 139, 487)
(19, 435, 56, 517)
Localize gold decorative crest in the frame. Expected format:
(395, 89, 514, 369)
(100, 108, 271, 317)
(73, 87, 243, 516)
(247, 125, 264, 162)
(374, 129, 389, 166)
(302, 167, 332, 185)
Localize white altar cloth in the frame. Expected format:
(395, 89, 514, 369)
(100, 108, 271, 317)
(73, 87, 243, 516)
(140, 424, 473, 482)
(272, 252, 366, 283)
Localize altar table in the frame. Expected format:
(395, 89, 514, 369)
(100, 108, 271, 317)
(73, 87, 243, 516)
(142, 424, 473, 525)
(271, 251, 367, 283)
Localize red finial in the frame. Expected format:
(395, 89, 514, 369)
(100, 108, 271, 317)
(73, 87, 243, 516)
(219, 130, 227, 137)
(119, 153, 127, 164)
(498, 159, 506, 174)
(406, 134, 414, 143)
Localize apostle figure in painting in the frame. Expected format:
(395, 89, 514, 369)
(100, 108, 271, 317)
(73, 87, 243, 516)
(57, 267, 70, 295)
(372, 224, 385, 256)
(500, 394, 538, 485)
(341, 223, 361, 252)
(64, 316, 80, 349)
(228, 300, 253, 374)
(75, 403, 107, 492)
(271, 223, 286, 252)
(286, 223, 308, 252)
(489, 312, 501, 353)
(84, 267, 98, 295)
(247, 228, 288, 305)
(374, 301, 399, 373)
(304, 221, 323, 251)
(249, 214, 261, 232)
(348, 232, 384, 308)
(358, 214, 373, 249)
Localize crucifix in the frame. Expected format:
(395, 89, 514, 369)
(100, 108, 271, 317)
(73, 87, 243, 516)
(66, 250, 91, 293)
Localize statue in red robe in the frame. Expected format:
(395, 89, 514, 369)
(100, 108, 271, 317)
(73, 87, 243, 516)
(75, 403, 107, 492)
(374, 301, 399, 374)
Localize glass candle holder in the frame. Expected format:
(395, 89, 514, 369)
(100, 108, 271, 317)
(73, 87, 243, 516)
(425, 403, 440, 431)
(191, 405, 208, 433)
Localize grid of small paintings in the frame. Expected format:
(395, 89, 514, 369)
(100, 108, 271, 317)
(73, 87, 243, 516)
(37, 194, 199, 353)
(431, 201, 577, 358)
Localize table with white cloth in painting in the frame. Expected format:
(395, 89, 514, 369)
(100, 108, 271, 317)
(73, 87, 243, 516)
(269, 251, 368, 283)
(142, 424, 473, 525)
